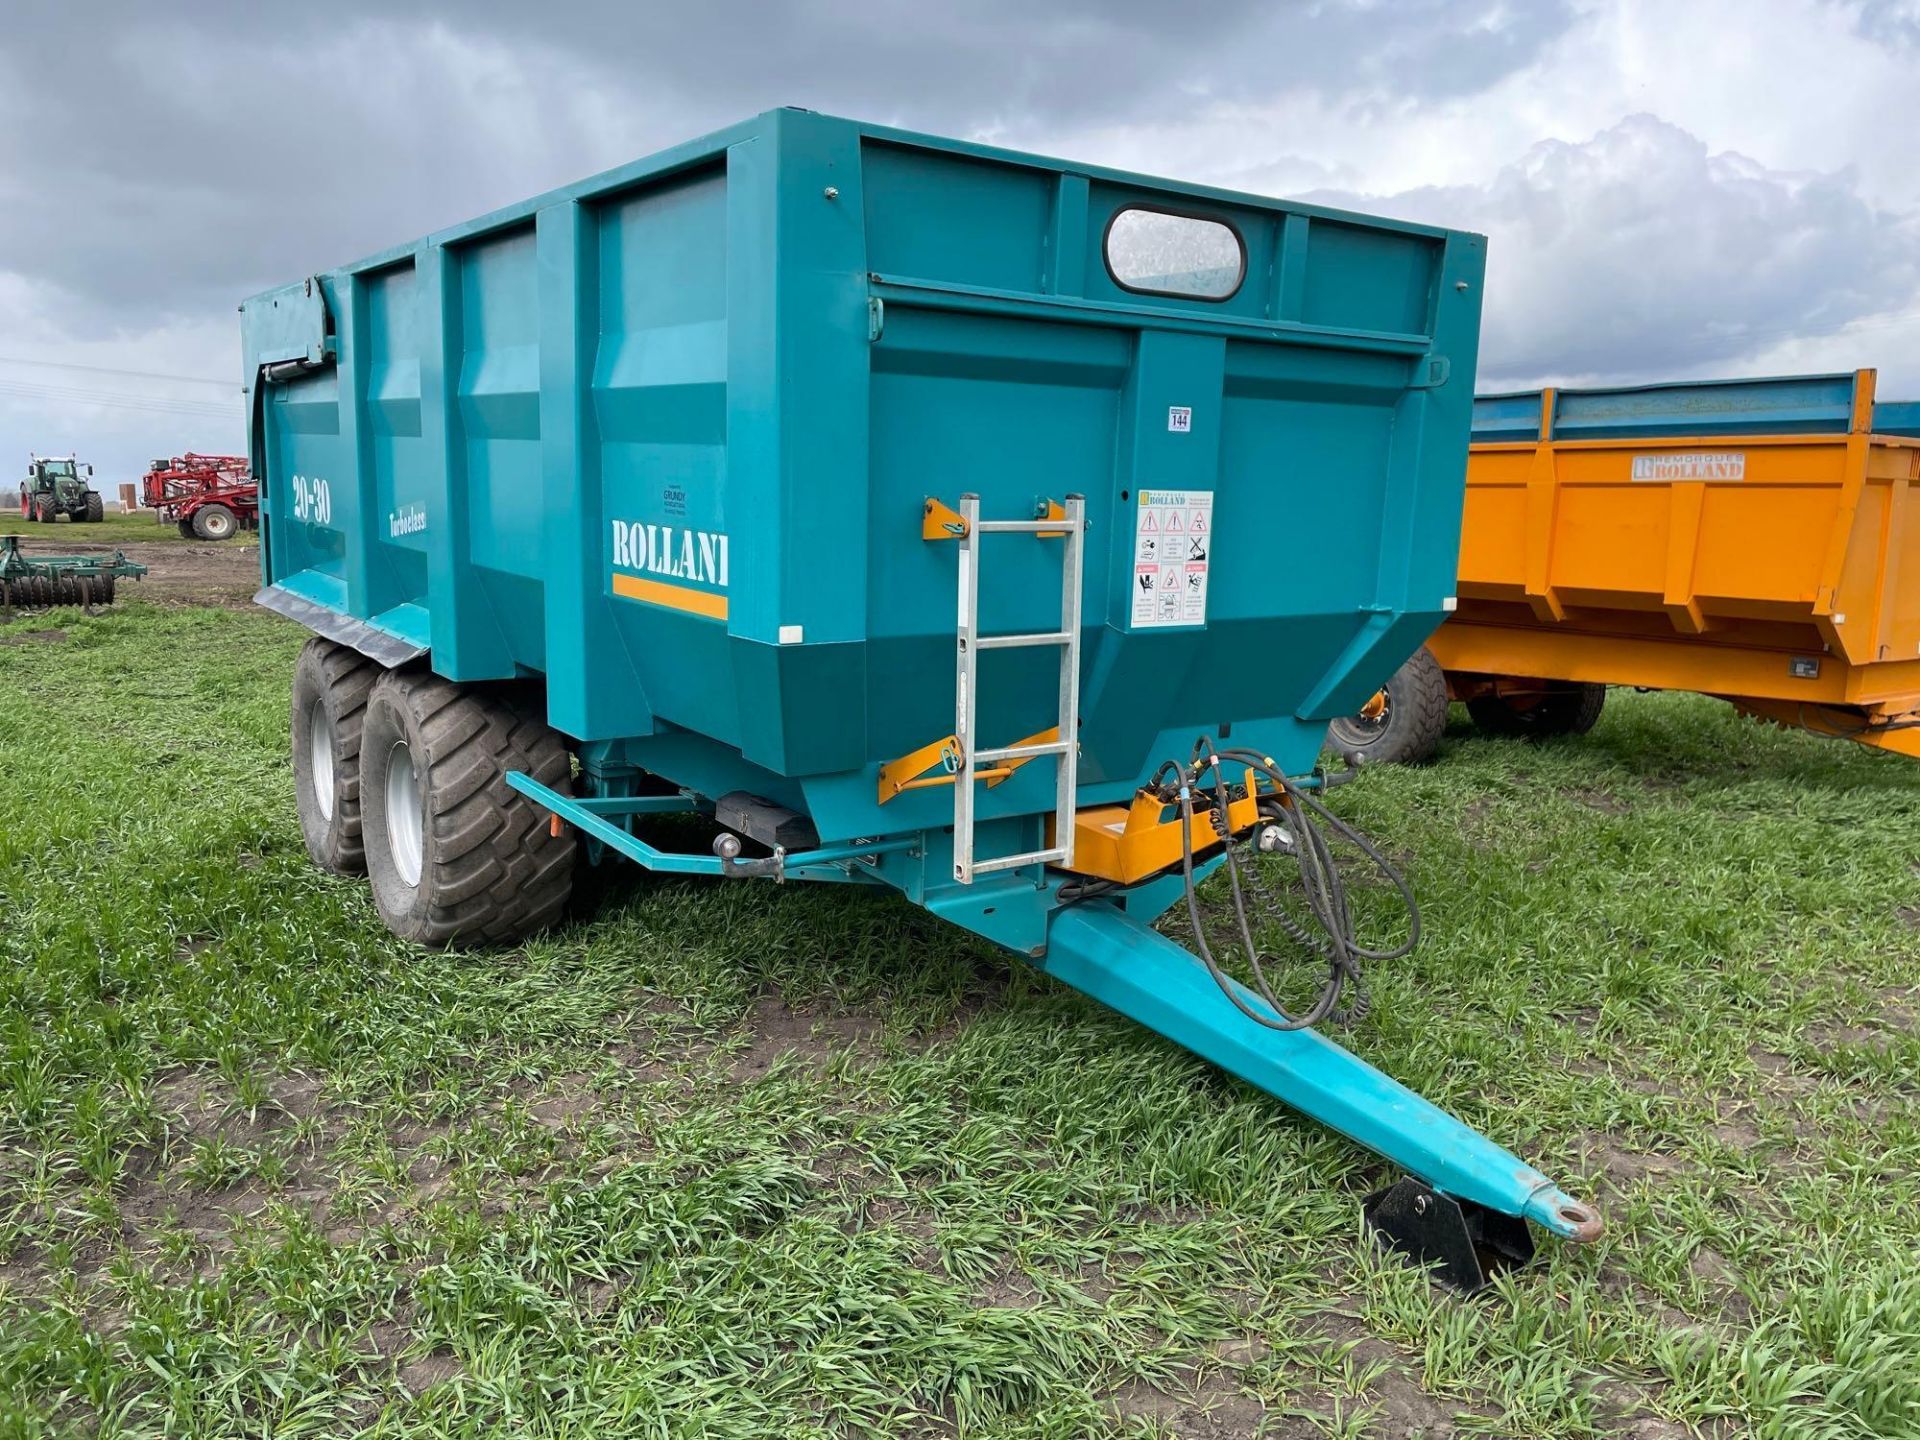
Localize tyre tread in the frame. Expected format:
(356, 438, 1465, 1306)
(1328, 646, 1449, 765)
(292, 637, 380, 873)
(366, 671, 575, 946)
(1467, 681, 1607, 739)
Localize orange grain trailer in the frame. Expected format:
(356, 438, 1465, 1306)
(1332, 370, 1920, 764)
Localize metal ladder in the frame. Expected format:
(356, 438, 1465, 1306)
(953, 492, 1085, 883)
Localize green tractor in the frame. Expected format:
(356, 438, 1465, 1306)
(18, 454, 105, 523)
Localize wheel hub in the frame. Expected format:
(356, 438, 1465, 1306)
(1331, 688, 1391, 745)
(308, 701, 335, 822)
(385, 740, 424, 887)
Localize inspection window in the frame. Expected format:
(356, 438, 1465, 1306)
(1103, 206, 1245, 300)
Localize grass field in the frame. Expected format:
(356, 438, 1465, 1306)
(2, 601, 1918, 1438)
(0, 514, 257, 546)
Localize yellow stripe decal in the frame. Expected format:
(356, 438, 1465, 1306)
(611, 571, 728, 621)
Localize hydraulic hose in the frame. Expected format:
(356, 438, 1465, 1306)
(1168, 738, 1419, 1033)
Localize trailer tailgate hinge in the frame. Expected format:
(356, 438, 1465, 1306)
(1411, 355, 1451, 389)
(868, 296, 885, 342)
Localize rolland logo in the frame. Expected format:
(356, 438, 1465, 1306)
(610, 520, 730, 588)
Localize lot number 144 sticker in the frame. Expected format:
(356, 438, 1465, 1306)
(1132, 489, 1212, 628)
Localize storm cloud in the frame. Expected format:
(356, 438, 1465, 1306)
(0, 2, 1576, 325)
(2, 0, 1917, 484)
(1310, 114, 1920, 386)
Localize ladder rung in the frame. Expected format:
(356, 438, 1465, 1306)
(975, 630, 1072, 650)
(968, 847, 1068, 876)
(952, 492, 1085, 885)
(974, 740, 1071, 764)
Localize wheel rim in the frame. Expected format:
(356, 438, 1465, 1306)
(205, 511, 232, 538)
(308, 701, 336, 822)
(1332, 688, 1391, 745)
(385, 740, 424, 887)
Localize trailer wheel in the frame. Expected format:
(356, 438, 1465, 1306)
(192, 503, 238, 541)
(1467, 683, 1607, 739)
(81, 493, 104, 523)
(360, 671, 576, 946)
(291, 638, 380, 874)
(1327, 646, 1449, 765)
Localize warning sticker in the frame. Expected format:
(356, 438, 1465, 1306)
(1132, 489, 1213, 628)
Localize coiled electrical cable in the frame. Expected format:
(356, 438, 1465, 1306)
(1168, 737, 1419, 1032)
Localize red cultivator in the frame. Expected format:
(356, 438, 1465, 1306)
(142, 453, 257, 540)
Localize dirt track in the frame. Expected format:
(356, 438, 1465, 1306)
(8, 537, 260, 608)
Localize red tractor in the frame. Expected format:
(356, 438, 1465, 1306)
(142, 453, 258, 540)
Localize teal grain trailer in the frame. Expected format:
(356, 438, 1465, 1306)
(246, 108, 1600, 1286)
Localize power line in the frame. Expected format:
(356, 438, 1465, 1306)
(0, 378, 237, 416)
(0, 379, 239, 423)
(0, 354, 235, 390)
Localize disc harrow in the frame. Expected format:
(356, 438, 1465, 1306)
(0, 535, 147, 611)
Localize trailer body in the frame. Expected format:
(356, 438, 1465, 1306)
(1432, 370, 1920, 755)
(246, 109, 1600, 1270)
(248, 109, 1476, 840)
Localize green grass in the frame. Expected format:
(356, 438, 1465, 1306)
(2, 601, 1918, 1438)
(0, 513, 256, 545)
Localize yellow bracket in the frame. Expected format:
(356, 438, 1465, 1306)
(922, 498, 968, 540)
(922, 497, 1068, 541)
(877, 726, 1062, 804)
(1055, 763, 1274, 884)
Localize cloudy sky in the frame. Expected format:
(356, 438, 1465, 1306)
(4, 0, 1919, 492)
